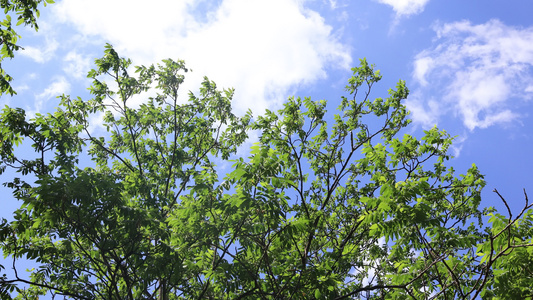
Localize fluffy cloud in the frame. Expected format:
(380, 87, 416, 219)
(35, 76, 70, 101)
(31, 76, 71, 116)
(63, 51, 92, 80)
(408, 20, 533, 130)
(19, 38, 59, 63)
(51, 0, 351, 115)
(375, 0, 430, 17)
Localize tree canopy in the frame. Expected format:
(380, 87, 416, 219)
(0, 45, 532, 299)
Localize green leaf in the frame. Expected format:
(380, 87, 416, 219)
(314, 289, 322, 299)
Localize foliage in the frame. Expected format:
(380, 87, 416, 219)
(0, 45, 532, 299)
(0, 0, 54, 96)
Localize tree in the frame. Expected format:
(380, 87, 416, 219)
(0, 0, 55, 96)
(0, 45, 532, 299)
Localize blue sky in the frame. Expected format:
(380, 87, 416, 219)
(2, 0, 533, 254)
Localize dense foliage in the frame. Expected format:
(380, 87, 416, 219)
(0, 45, 532, 299)
(0, 0, 55, 96)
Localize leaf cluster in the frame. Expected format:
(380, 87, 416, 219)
(0, 0, 54, 96)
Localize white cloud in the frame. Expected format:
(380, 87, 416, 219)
(63, 51, 92, 80)
(408, 19, 533, 130)
(36, 76, 70, 100)
(412, 56, 432, 86)
(51, 0, 351, 116)
(375, 0, 430, 17)
(31, 76, 71, 116)
(450, 134, 467, 158)
(13, 84, 30, 93)
(326, 0, 349, 10)
(20, 38, 59, 63)
(405, 91, 440, 128)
